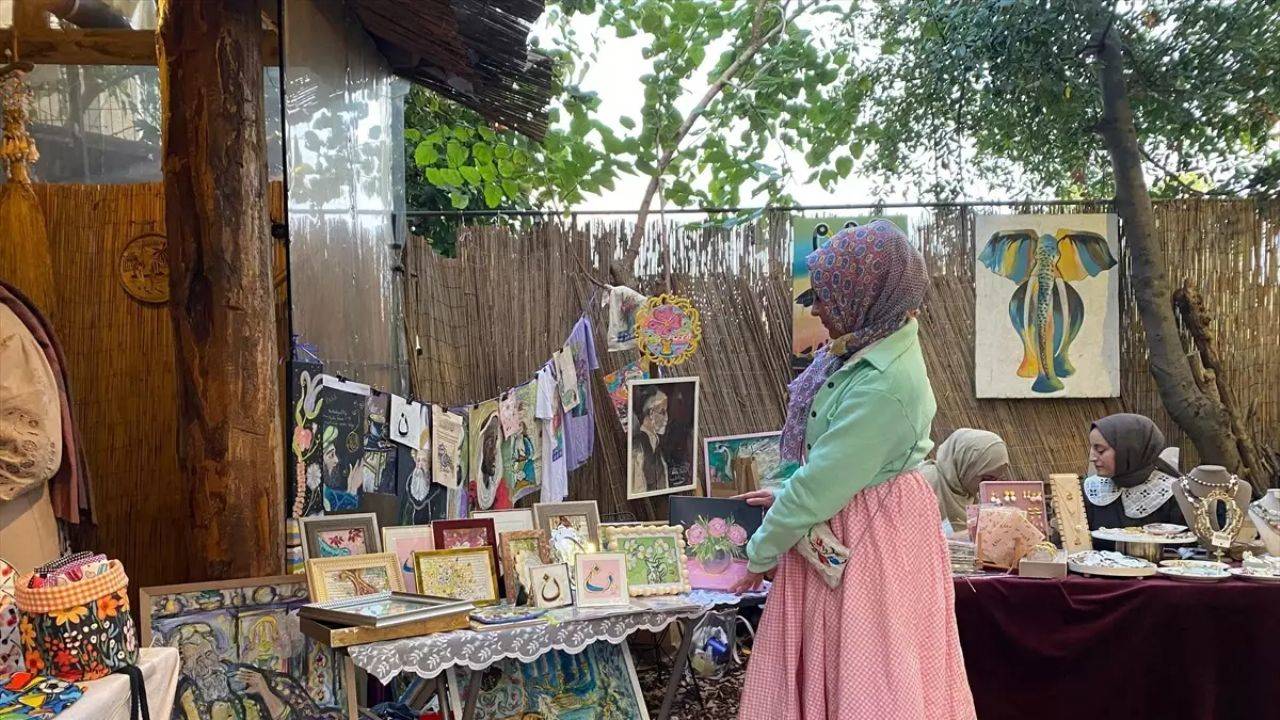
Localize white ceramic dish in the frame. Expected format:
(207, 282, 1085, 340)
(1229, 568, 1280, 584)
(1159, 559, 1230, 571)
(1156, 566, 1230, 583)
(1092, 528, 1197, 545)
(1067, 551, 1157, 578)
(1143, 523, 1189, 537)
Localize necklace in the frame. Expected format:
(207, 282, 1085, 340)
(1250, 499, 1280, 533)
(1178, 475, 1244, 554)
(1186, 473, 1235, 488)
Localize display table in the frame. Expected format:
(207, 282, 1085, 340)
(953, 574, 1280, 720)
(62, 647, 180, 720)
(344, 589, 763, 720)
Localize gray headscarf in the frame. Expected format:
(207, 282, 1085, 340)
(1091, 414, 1167, 488)
(920, 428, 1013, 527)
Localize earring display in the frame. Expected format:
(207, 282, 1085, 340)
(980, 481, 1048, 536)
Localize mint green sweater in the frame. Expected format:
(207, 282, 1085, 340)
(746, 320, 937, 573)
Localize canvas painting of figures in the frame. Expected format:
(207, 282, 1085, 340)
(141, 576, 344, 720)
(974, 214, 1120, 398)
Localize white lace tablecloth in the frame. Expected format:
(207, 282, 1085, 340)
(348, 588, 767, 683)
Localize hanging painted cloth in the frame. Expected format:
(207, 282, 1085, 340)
(501, 381, 541, 502)
(603, 285, 647, 352)
(562, 317, 600, 472)
(0, 280, 91, 524)
(535, 363, 568, 503)
(0, 672, 83, 718)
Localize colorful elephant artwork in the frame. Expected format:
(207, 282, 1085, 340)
(974, 215, 1120, 398)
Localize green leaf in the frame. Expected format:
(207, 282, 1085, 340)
(448, 190, 470, 209)
(452, 126, 473, 141)
(473, 142, 493, 164)
(478, 163, 497, 182)
(477, 127, 496, 142)
(441, 168, 464, 186)
(414, 141, 439, 167)
(494, 143, 513, 160)
(424, 167, 446, 185)
(446, 140, 468, 167)
(497, 158, 516, 177)
(405, 128, 422, 143)
(501, 179, 521, 197)
(619, 116, 636, 130)
(460, 166, 482, 184)
(483, 183, 504, 208)
(836, 156, 853, 176)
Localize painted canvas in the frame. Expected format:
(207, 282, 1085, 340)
(286, 361, 326, 518)
(448, 641, 650, 719)
(974, 213, 1120, 398)
(499, 382, 541, 503)
(792, 215, 909, 368)
(413, 548, 499, 604)
(468, 400, 509, 511)
(141, 576, 345, 720)
(574, 553, 629, 607)
(395, 442, 447, 525)
(704, 432, 798, 498)
(602, 525, 689, 596)
(305, 554, 403, 602)
(627, 377, 700, 499)
(299, 514, 380, 562)
(603, 360, 649, 432)
(314, 375, 369, 513)
(669, 497, 765, 591)
(382, 525, 434, 592)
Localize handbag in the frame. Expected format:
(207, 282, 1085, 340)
(792, 521, 850, 589)
(14, 559, 138, 681)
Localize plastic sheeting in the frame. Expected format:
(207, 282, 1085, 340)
(283, 0, 410, 392)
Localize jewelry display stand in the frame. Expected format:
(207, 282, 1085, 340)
(1171, 465, 1252, 561)
(1248, 489, 1280, 556)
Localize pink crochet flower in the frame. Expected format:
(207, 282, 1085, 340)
(293, 426, 313, 453)
(728, 524, 748, 546)
(708, 517, 728, 537)
(686, 524, 707, 546)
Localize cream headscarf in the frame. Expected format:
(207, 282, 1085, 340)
(920, 428, 1012, 527)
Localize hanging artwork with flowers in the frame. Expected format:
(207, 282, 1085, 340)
(634, 293, 702, 367)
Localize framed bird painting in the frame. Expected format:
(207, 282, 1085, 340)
(974, 213, 1120, 398)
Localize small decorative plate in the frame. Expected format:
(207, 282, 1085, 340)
(1067, 550, 1157, 578)
(1159, 559, 1229, 571)
(1228, 568, 1280, 584)
(1157, 566, 1230, 583)
(1143, 523, 1189, 537)
(1092, 528, 1197, 545)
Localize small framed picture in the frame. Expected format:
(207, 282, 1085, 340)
(499, 530, 552, 602)
(299, 591, 472, 628)
(528, 563, 572, 609)
(471, 508, 536, 539)
(602, 524, 690, 596)
(299, 513, 381, 561)
(432, 518, 499, 572)
(573, 552, 630, 608)
(627, 377, 700, 500)
(413, 548, 500, 605)
(703, 431, 795, 497)
(305, 552, 403, 603)
(381, 525, 434, 592)
(533, 501, 601, 544)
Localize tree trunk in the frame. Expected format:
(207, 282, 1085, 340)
(158, 0, 283, 579)
(1091, 23, 1242, 474)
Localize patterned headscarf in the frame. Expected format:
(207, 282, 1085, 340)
(780, 219, 928, 462)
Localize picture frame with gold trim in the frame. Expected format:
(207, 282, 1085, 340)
(413, 547, 500, 606)
(305, 552, 403, 603)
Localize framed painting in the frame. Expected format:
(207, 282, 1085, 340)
(974, 213, 1120, 398)
(140, 575, 345, 719)
(498, 530, 552, 602)
(447, 641, 650, 719)
(703, 431, 797, 497)
(305, 553, 403, 603)
(668, 497, 765, 591)
(527, 563, 572, 609)
(413, 548, 500, 605)
(791, 215, 909, 369)
(627, 377, 699, 499)
(432, 518, 499, 572)
(533, 501, 601, 544)
(381, 525, 433, 593)
(573, 553, 630, 608)
(298, 513, 381, 561)
(602, 524, 690, 596)
(471, 508, 536, 539)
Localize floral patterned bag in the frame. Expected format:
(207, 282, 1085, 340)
(14, 559, 137, 681)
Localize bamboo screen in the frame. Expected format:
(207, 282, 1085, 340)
(404, 199, 1280, 520)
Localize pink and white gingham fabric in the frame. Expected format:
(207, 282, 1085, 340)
(739, 471, 977, 720)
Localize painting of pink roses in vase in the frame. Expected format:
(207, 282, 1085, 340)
(669, 497, 765, 590)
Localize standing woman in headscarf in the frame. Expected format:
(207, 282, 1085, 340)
(920, 428, 1013, 536)
(732, 220, 975, 720)
(1084, 413, 1182, 531)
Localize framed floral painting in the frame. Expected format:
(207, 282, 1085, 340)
(668, 497, 765, 591)
(432, 518, 499, 573)
(498, 530, 552, 602)
(602, 525, 689, 596)
(573, 553, 630, 608)
(413, 548, 499, 605)
(299, 513, 381, 562)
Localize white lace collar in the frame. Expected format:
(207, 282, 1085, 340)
(1083, 472, 1175, 519)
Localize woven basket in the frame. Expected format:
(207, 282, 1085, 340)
(14, 560, 138, 681)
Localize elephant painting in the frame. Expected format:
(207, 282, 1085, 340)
(978, 228, 1118, 394)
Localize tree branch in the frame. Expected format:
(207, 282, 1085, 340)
(613, 0, 817, 284)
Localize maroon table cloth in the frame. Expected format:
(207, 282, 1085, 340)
(953, 574, 1280, 720)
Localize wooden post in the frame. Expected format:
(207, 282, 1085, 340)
(157, 0, 283, 579)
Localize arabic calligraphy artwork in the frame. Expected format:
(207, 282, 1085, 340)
(573, 553, 629, 607)
(634, 293, 701, 367)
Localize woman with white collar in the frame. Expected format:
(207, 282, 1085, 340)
(1084, 413, 1182, 532)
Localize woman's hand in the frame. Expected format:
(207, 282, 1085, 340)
(733, 488, 776, 510)
(728, 571, 767, 594)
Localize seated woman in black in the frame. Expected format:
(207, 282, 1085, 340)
(1084, 413, 1182, 531)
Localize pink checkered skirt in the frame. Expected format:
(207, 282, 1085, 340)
(739, 470, 976, 720)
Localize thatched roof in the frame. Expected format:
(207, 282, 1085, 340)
(350, 0, 554, 140)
